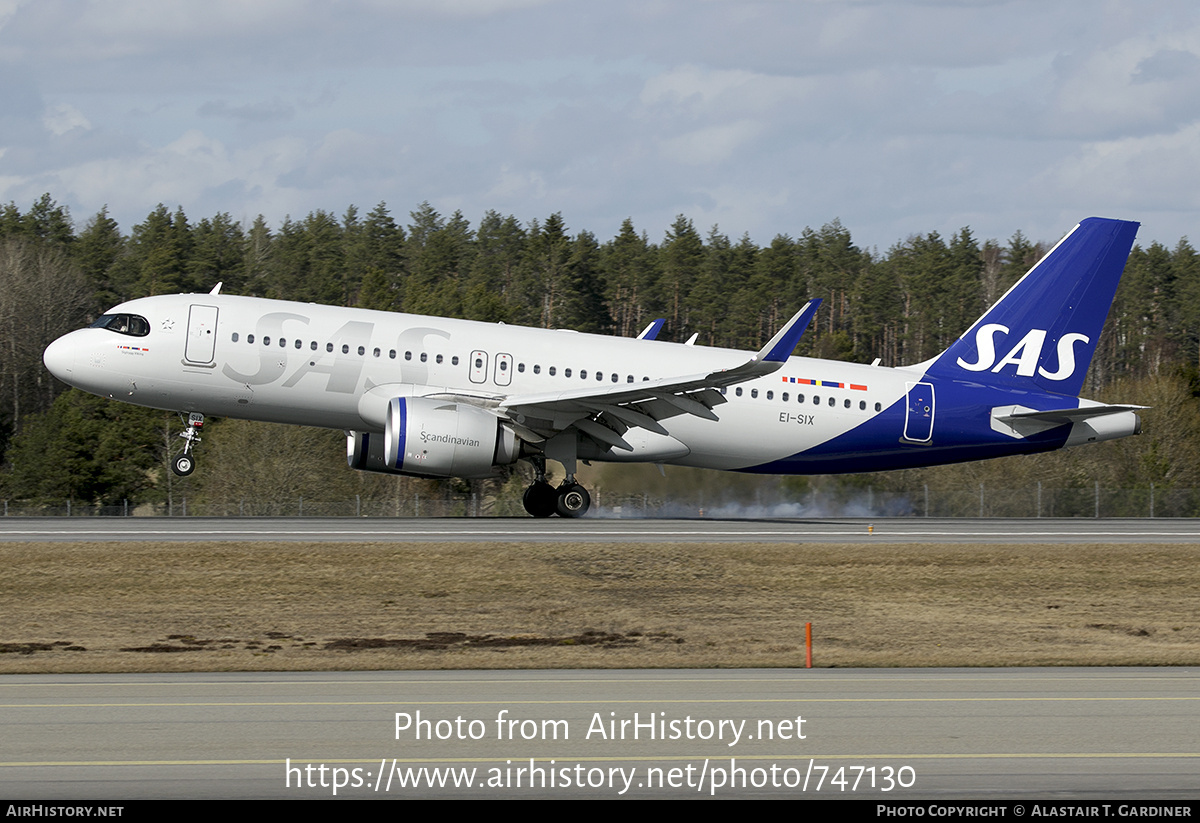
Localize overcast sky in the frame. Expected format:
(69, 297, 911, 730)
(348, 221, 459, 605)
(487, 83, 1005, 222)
(1, 0, 1197, 254)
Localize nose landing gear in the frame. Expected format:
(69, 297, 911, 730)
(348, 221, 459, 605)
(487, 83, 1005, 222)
(171, 412, 204, 477)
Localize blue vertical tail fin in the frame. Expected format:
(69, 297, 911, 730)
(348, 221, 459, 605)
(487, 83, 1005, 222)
(924, 217, 1139, 397)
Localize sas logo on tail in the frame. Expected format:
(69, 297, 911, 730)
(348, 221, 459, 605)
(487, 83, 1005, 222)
(955, 324, 1088, 381)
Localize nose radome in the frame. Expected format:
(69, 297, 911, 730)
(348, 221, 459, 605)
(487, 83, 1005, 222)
(43, 335, 76, 381)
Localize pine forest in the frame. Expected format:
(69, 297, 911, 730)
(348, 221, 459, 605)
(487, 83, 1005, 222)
(3, 194, 1198, 517)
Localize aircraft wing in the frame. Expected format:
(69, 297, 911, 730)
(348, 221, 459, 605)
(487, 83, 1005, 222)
(493, 300, 821, 447)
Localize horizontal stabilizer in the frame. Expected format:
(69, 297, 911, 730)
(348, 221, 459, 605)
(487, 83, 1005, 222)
(995, 404, 1148, 425)
(991, 402, 1148, 439)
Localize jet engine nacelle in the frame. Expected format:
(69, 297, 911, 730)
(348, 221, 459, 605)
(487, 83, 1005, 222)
(346, 396, 520, 479)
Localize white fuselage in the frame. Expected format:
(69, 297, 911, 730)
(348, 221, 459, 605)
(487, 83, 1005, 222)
(45, 293, 915, 472)
(41, 217, 1149, 499)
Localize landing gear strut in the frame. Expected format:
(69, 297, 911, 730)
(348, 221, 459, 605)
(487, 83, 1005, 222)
(521, 456, 591, 518)
(171, 412, 204, 477)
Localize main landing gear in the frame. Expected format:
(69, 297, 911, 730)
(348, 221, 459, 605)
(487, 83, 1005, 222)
(171, 412, 205, 477)
(521, 457, 591, 518)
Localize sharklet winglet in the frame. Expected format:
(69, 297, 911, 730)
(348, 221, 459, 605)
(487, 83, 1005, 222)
(759, 299, 822, 363)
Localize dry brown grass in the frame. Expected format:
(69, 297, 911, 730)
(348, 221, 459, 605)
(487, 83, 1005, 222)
(1, 540, 1197, 672)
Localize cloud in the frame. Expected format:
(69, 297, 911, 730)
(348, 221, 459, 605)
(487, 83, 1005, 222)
(1133, 47, 1200, 83)
(641, 65, 803, 110)
(42, 103, 91, 135)
(1046, 27, 1200, 138)
(1044, 121, 1200, 213)
(0, 0, 1197, 252)
(198, 100, 295, 124)
(659, 121, 765, 166)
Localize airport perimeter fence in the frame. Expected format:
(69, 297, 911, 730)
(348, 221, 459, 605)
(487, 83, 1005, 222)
(4, 483, 1200, 518)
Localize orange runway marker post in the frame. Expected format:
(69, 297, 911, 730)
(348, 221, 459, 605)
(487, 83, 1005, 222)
(805, 622, 813, 668)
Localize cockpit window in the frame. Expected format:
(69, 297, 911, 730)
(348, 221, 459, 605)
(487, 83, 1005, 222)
(89, 314, 150, 337)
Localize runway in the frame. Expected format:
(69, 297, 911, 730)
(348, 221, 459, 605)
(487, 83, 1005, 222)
(2, 668, 1197, 799)
(2, 516, 1200, 543)
(4, 521, 1197, 800)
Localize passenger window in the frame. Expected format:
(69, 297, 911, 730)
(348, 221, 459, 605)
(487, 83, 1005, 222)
(767, 391, 774, 400)
(813, 395, 820, 404)
(436, 354, 443, 364)
(736, 387, 743, 396)
(565, 368, 572, 377)
(859, 400, 866, 410)
(405, 351, 412, 361)
(517, 363, 525, 373)
(782, 392, 788, 402)
(580, 370, 587, 379)
(875, 402, 882, 411)
(452, 356, 460, 366)
(326, 343, 333, 352)
(797, 394, 804, 403)
(844, 399, 850, 408)
(611, 374, 618, 383)
(373, 347, 380, 357)
(248, 334, 256, 344)
(294, 339, 302, 349)
(828, 397, 835, 407)
(358, 346, 365, 356)
(500, 360, 508, 372)
(389, 350, 396, 359)
(534, 365, 541, 374)
(626, 375, 633, 383)
(751, 389, 758, 398)
(264, 336, 271, 345)
(231, 332, 239, 342)
(311, 341, 318, 350)
(421, 353, 428, 362)
(549, 366, 556, 375)
(279, 338, 286, 347)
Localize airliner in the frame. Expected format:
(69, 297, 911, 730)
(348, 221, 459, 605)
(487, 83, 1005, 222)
(42, 216, 1144, 517)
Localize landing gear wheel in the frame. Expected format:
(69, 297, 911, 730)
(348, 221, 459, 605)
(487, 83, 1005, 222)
(522, 481, 558, 518)
(555, 483, 591, 518)
(172, 454, 196, 477)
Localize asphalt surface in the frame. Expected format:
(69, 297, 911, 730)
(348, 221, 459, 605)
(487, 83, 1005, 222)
(3, 516, 1200, 543)
(2, 668, 1197, 799)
